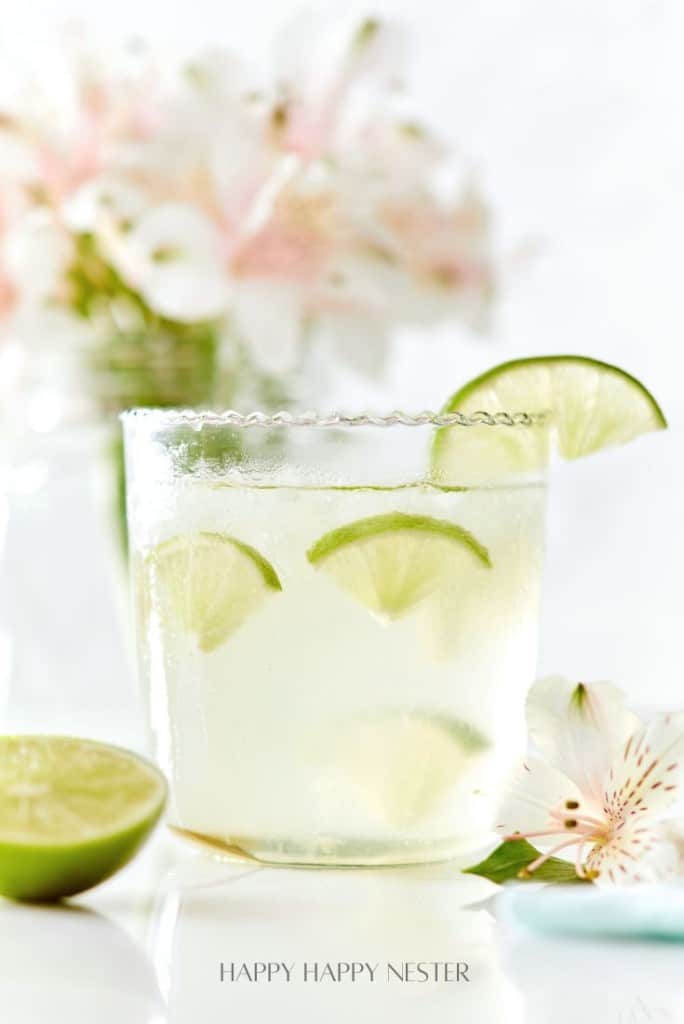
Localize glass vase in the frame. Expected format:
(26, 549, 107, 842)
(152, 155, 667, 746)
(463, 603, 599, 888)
(0, 323, 228, 745)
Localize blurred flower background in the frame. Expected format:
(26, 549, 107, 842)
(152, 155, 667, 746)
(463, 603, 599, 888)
(0, 14, 493, 421)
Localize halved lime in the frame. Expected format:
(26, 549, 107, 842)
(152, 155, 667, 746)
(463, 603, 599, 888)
(432, 355, 667, 483)
(306, 513, 491, 619)
(146, 531, 282, 652)
(335, 711, 488, 827)
(0, 736, 166, 902)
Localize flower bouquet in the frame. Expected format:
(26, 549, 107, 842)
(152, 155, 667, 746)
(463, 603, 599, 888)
(0, 15, 493, 420)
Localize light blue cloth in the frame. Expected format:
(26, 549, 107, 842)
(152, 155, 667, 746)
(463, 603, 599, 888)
(500, 884, 684, 940)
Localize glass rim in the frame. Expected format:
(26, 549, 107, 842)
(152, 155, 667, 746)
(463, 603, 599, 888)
(120, 408, 548, 429)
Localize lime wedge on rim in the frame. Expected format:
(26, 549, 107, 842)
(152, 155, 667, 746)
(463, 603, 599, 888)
(432, 355, 667, 483)
(146, 531, 282, 653)
(307, 512, 491, 619)
(0, 736, 166, 902)
(334, 711, 488, 827)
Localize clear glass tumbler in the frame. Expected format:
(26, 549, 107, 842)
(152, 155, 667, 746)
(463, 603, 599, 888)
(123, 410, 547, 866)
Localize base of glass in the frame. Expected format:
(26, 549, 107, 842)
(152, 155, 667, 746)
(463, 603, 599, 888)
(168, 824, 484, 867)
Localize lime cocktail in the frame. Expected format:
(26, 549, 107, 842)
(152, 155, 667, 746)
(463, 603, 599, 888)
(123, 408, 547, 865)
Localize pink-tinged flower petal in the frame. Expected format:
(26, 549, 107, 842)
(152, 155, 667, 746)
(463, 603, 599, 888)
(587, 821, 681, 886)
(230, 179, 336, 283)
(0, 272, 17, 324)
(527, 677, 640, 808)
(602, 713, 684, 823)
(362, 186, 494, 331)
(232, 220, 323, 281)
(496, 755, 583, 844)
(274, 15, 406, 159)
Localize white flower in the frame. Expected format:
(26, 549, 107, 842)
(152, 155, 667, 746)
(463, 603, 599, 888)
(62, 175, 147, 233)
(273, 13, 407, 158)
(105, 203, 230, 322)
(499, 676, 684, 885)
(3, 211, 72, 307)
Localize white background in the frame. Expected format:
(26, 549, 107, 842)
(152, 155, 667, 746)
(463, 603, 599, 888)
(4, 0, 684, 706)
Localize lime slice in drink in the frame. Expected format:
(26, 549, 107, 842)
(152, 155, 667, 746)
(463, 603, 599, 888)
(432, 355, 667, 483)
(335, 712, 488, 827)
(0, 736, 166, 902)
(306, 513, 491, 619)
(146, 531, 282, 653)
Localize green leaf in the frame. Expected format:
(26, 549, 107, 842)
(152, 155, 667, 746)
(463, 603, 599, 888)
(464, 839, 589, 884)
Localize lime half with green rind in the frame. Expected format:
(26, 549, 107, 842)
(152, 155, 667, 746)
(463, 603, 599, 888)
(0, 736, 166, 902)
(432, 355, 667, 484)
(307, 512, 491, 619)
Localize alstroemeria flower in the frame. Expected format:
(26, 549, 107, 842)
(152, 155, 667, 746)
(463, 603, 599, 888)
(499, 677, 684, 885)
(62, 175, 148, 234)
(274, 13, 406, 159)
(105, 202, 230, 323)
(0, 270, 16, 322)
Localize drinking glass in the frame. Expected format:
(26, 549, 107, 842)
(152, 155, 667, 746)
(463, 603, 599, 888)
(122, 410, 547, 866)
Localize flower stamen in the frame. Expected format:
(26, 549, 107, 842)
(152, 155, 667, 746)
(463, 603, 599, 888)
(549, 806, 606, 831)
(517, 837, 584, 878)
(503, 828, 566, 842)
(505, 800, 616, 879)
(574, 840, 587, 878)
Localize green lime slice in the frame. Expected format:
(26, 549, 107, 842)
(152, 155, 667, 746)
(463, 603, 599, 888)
(306, 513, 491, 619)
(432, 355, 667, 483)
(335, 712, 488, 827)
(0, 736, 166, 902)
(146, 531, 282, 652)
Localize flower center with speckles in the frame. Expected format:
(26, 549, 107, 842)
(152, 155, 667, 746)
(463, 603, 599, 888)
(507, 798, 613, 880)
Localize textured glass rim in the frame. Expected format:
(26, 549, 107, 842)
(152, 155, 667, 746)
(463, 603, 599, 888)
(120, 408, 548, 429)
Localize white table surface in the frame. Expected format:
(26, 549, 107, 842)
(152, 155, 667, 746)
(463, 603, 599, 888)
(2, 831, 683, 1024)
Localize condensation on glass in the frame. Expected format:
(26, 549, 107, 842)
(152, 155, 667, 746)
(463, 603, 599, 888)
(122, 409, 548, 866)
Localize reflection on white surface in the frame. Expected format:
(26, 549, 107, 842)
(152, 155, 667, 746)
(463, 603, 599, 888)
(147, 855, 520, 1024)
(4, 837, 684, 1023)
(0, 901, 165, 1024)
(502, 921, 684, 1024)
